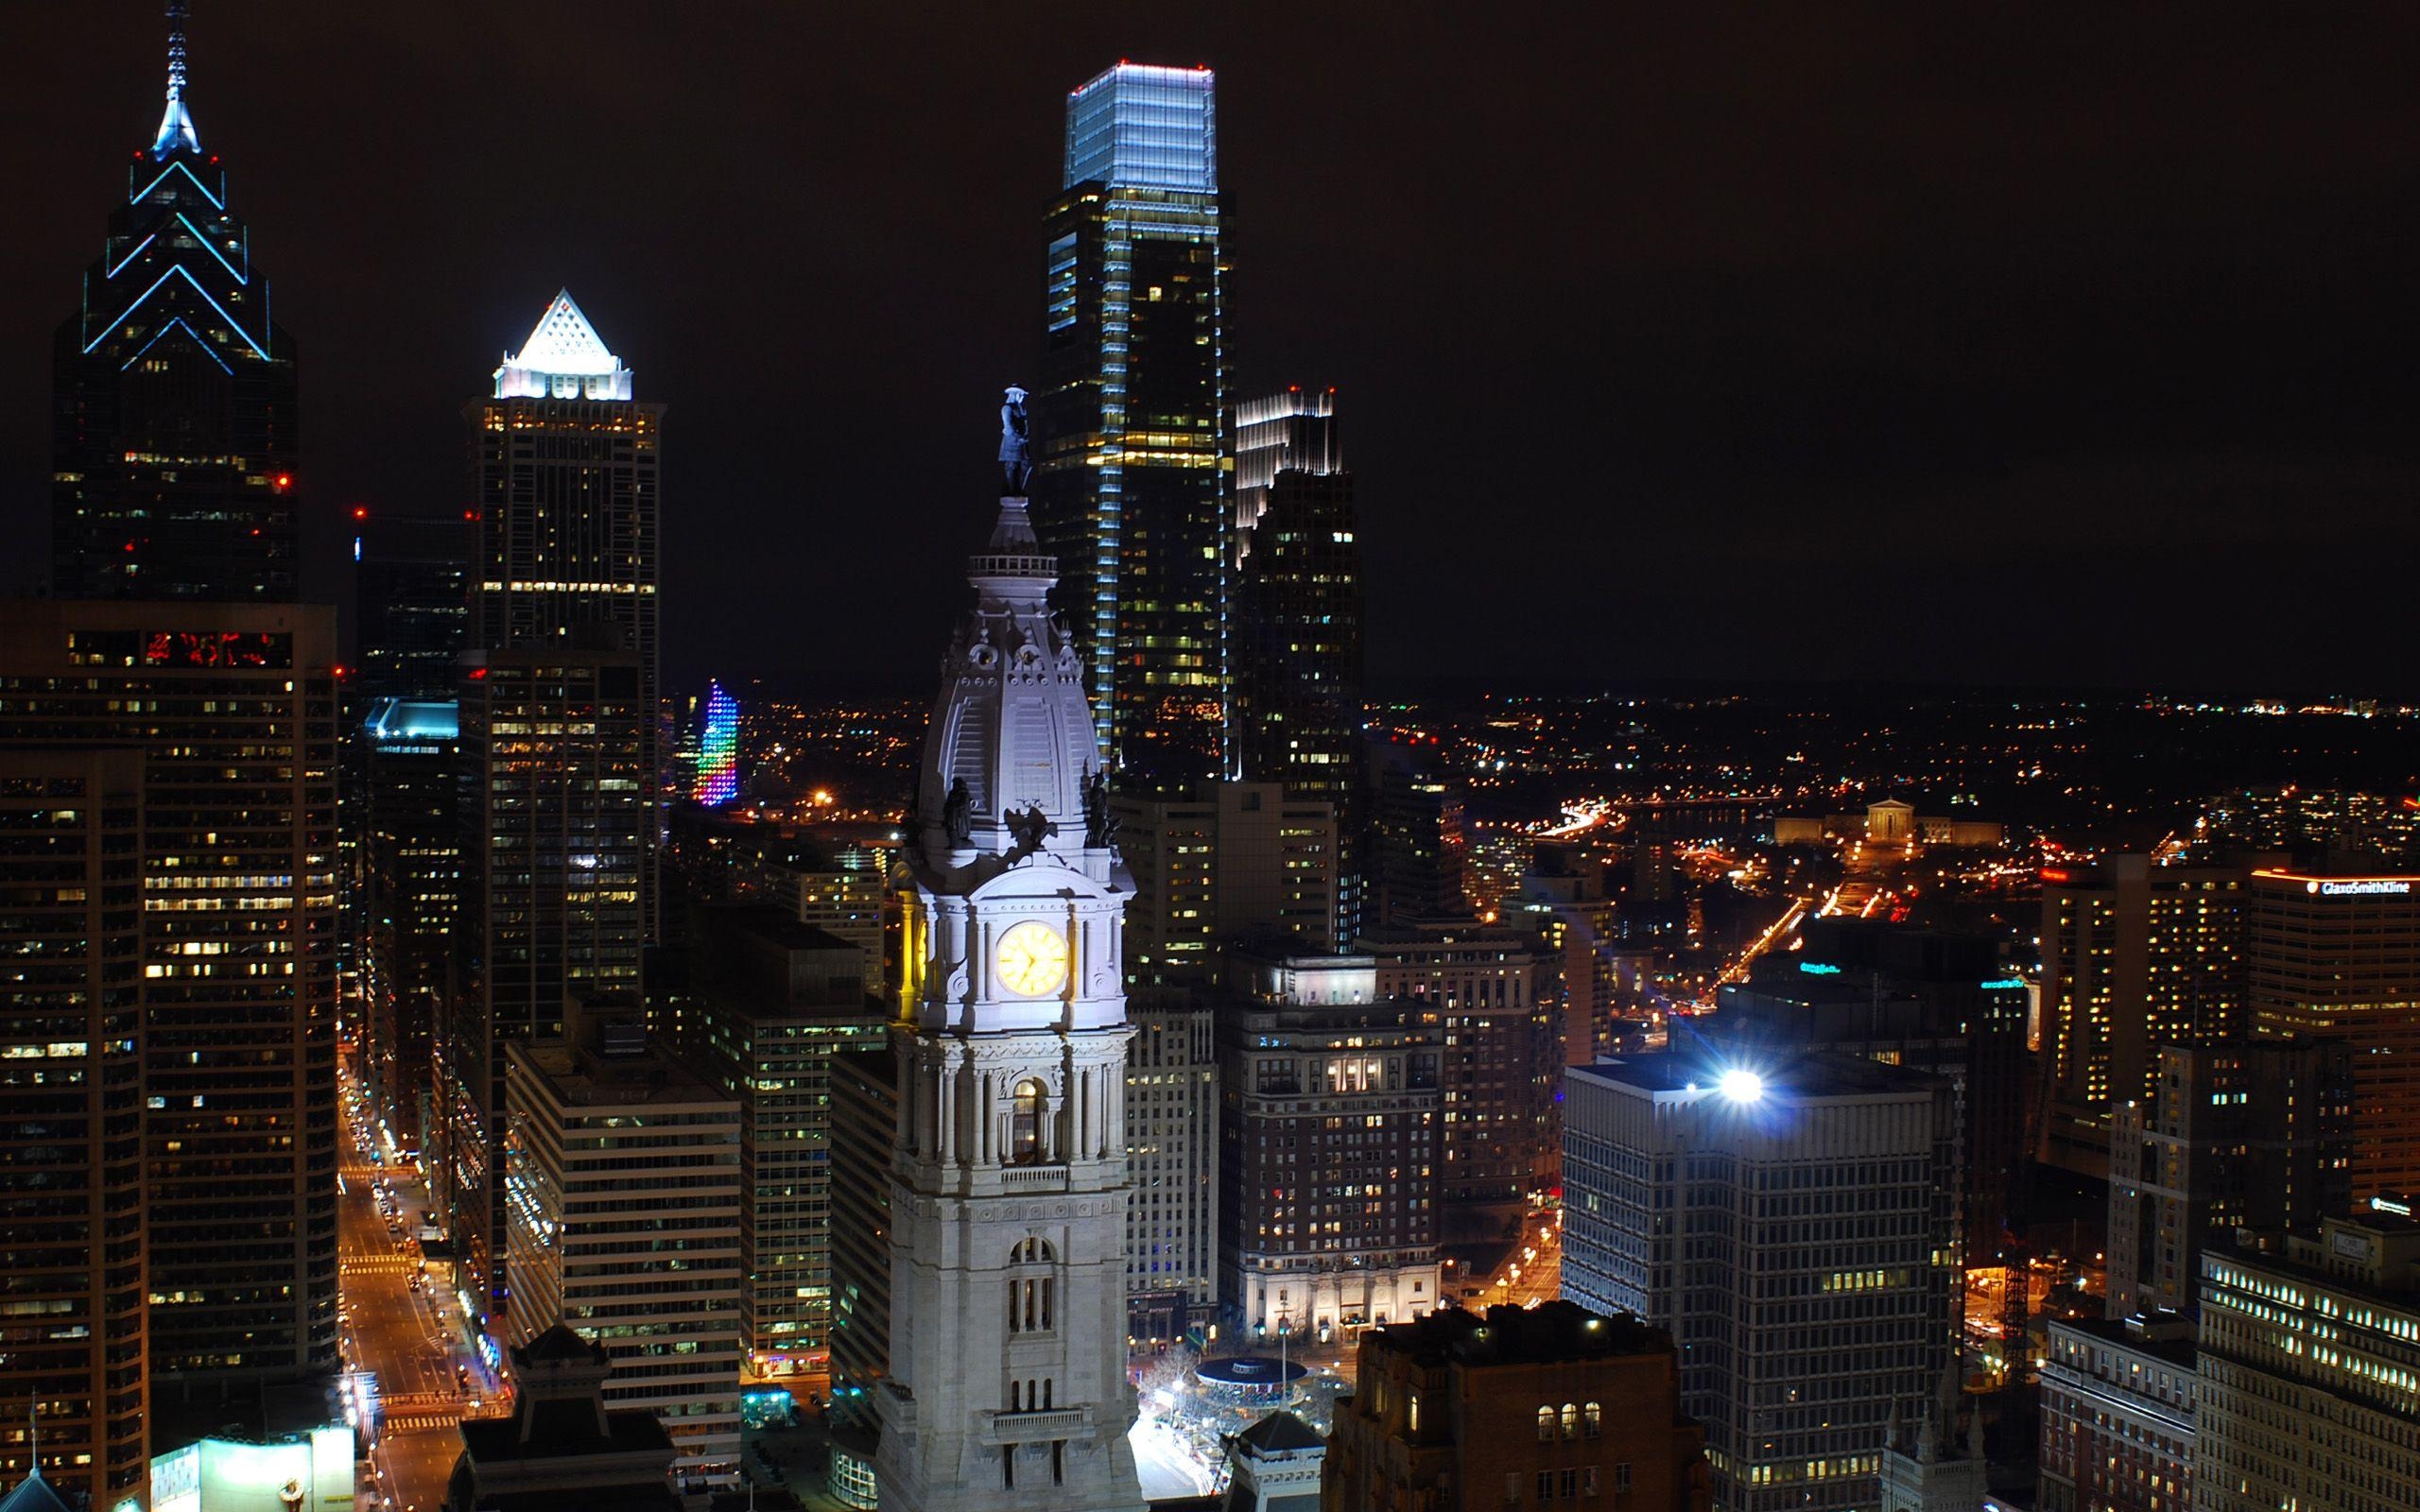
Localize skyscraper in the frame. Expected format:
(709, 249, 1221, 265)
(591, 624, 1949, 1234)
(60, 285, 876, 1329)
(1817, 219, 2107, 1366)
(666, 908, 887, 1370)
(468, 289, 662, 916)
(2247, 867, 2420, 1198)
(0, 750, 147, 1511)
(2103, 1040, 2353, 1319)
(357, 697, 461, 1154)
(1233, 387, 1366, 941)
(2036, 857, 2249, 1176)
(444, 644, 649, 1330)
(1032, 64, 1230, 789)
(353, 507, 470, 700)
(0, 601, 340, 1389)
(52, 3, 300, 603)
(446, 292, 660, 1330)
(1562, 1053, 1960, 1512)
(876, 491, 1143, 1512)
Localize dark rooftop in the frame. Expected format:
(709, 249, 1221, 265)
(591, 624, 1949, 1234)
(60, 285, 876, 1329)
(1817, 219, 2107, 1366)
(1233, 1411, 1325, 1454)
(1367, 1301, 1673, 1367)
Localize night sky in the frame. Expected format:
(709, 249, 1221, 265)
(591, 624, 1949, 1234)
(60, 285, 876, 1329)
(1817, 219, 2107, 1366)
(5, 4, 2417, 697)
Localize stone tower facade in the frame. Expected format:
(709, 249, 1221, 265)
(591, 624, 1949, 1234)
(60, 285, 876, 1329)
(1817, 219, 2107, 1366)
(873, 491, 1145, 1512)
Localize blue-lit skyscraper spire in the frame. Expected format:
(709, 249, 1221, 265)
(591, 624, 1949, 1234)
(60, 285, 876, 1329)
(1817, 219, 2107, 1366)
(152, 0, 199, 157)
(1031, 63, 1231, 792)
(54, 0, 300, 601)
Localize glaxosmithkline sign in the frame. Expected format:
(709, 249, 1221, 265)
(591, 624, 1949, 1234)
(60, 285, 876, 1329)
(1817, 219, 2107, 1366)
(2308, 879, 2414, 897)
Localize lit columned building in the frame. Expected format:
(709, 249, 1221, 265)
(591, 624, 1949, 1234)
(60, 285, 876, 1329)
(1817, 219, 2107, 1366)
(52, 4, 299, 603)
(1233, 387, 1366, 943)
(875, 488, 1145, 1512)
(0, 602, 340, 1390)
(0, 750, 147, 1511)
(1562, 1054, 1960, 1512)
(446, 291, 659, 1332)
(1031, 64, 1230, 788)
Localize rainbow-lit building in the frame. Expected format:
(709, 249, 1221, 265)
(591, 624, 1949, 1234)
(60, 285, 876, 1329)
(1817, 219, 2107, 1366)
(695, 680, 740, 806)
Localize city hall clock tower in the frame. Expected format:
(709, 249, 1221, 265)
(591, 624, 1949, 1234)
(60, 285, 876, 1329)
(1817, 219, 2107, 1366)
(873, 474, 1144, 1512)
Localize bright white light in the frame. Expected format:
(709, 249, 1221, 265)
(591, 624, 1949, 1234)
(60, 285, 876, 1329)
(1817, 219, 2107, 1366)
(1718, 1069, 1765, 1102)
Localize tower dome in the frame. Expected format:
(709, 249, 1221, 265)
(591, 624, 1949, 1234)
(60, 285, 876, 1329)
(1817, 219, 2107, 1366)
(913, 496, 1108, 871)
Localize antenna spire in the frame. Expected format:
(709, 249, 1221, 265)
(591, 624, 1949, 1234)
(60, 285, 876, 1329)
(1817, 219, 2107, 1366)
(150, 1, 200, 158)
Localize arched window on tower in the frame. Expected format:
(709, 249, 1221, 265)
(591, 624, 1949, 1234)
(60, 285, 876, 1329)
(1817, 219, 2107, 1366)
(1007, 1237, 1057, 1335)
(1011, 1077, 1046, 1164)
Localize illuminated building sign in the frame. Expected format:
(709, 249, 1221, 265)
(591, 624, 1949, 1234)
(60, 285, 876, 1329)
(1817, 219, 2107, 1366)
(2315, 879, 2412, 897)
(147, 1428, 352, 1512)
(145, 631, 290, 669)
(1798, 961, 1841, 975)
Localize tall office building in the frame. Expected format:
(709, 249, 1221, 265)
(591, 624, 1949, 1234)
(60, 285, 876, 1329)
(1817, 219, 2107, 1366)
(0, 601, 339, 1390)
(1112, 780, 1340, 997)
(1233, 387, 1366, 942)
(1219, 954, 1444, 1341)
(1123, 1005, 1219, 1342)
(357, 697, 461, 1152)
(2036, 857, 2250, 1176)
(1371, 746, 1469, 927)
(2195, 1211, 2420, 1512)
(875, 491, 1144, 1512)
(2104, 1040, 2353, 1319)
(1366, 922, 1559, 1245)
(447, 291, 659, 1329)
(1324, 1303, 1713, 1512)
(504, 1006, 742, 1488)
(51, 4, 300, 603)
(826, 1044, 898, 1400)
(1706, 919, 2031, 1268)
(2247, 868, 2420, 1198)
(353, 508, 469, 699)
(1032, 64, 1230, 788)
(1562, 1053, 1960, 1512)
(0, 750, 147, 1511)
(443, 645, 649, 1329)
(668, 908, 887, 1368)
(469, 289, 662, 916)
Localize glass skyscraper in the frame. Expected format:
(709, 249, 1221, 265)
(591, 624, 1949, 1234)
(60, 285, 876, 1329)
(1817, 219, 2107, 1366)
(1234, 387, 1366, 942)
(1032, 64, 1231, 791)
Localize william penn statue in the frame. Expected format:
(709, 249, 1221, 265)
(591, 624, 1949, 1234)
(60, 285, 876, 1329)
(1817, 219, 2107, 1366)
(999, 384, 1031, 496)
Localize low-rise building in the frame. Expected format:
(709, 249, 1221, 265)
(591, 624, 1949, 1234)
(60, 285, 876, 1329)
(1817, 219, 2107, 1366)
(1322, 1301, 1710, 1512)
(445, 1324, 677, 1512)
(2038, 1313, 2195, 1512)
(1221, 1412, 1325, 1512)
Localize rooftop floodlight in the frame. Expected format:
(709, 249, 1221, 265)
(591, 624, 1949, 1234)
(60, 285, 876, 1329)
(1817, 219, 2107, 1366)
(1717, 1068, 1766, 1103)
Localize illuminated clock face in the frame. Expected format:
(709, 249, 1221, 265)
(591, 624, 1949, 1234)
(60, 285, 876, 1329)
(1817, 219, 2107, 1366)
(995, 920, 1069, 998)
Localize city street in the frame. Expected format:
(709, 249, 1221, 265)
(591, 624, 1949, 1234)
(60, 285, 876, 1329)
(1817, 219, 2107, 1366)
(338, 1061, 490, 1512)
